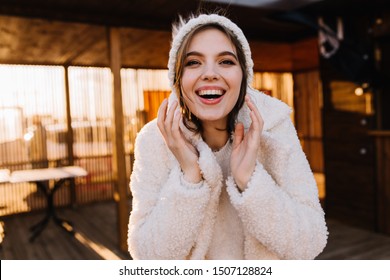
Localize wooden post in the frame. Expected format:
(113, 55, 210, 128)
(64, 66, 76, 206)
(107, 27, 129, 253)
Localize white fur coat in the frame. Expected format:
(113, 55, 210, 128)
(127, 88, 328, 260)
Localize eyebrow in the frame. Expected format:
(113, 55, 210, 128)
(186, 51, 238, 60)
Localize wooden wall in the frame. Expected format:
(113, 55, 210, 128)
(323, 109, 376, 230)
(251, 37, 319, 72)
(317, 13, 390, 235)
(293, 70, 323, 174)
(319, 15, 378, 231)
(371, 132, 390, 234)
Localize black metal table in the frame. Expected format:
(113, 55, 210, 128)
(9, 166, 87, 242)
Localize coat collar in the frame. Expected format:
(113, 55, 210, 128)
(238, 87, 292, 131)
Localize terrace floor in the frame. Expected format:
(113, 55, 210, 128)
(1, 200, 390, 260)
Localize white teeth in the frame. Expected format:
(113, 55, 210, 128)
(198, 90, 224, 96)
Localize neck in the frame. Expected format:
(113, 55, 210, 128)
(201, 121, 229, 151)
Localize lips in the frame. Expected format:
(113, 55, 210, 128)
(195, 88, 226, 105)
(197, 89, 225, 99)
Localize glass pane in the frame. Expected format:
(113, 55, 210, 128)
(330, 81, 374, 115)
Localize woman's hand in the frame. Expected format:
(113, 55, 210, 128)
(231, 96, 264, 191)
(157, 99, 202, 183)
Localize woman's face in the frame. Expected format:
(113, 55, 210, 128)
(181, 27, 243, 127)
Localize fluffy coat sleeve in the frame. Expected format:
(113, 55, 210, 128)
(127, 121, 211, 259)
(227, 117, 328, 260)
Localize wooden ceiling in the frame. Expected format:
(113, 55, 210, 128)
(0, 15, 173, 68)
(0, 0, 388, 70)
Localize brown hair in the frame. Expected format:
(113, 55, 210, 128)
(173, 23, 248, 135)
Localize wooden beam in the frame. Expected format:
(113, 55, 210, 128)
(250, 41, 292, 72)
(64, 66, 76, 205)
(292, 37, 319, 71)
(64, 66, 74, 167)
(250, 37, 319, 72)
(107, 26, 129, 253)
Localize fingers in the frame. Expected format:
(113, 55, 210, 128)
(157, 99, 168, 137)
(157, 99, 183, 148)
(171, 106, 182, 139)
(245, 96, 264, 132)
(164, 100, 178, 130)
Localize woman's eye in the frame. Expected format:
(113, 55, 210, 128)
(185, 60, 200, 66)
(220, 60, 235, 65)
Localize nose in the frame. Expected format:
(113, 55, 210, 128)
(201, 64, 220, 81)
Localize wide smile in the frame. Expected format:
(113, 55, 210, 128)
(196, 89, 226, 104)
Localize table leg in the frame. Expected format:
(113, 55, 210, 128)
(29, 179, 75, 242)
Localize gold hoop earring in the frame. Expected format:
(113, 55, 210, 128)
(181, 105, 192, 121)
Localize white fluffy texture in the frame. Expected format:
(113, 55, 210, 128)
(128, 124, 212, 259)
(127, 88, 328, 260)
(206, 143, 245, 259)
(167, 14, 254, 87)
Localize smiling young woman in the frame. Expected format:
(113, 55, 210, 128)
(127, 13, 328, 260)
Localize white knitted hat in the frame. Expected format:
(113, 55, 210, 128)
(167, 14, 254, 88)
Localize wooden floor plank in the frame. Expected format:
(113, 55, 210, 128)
(316, 219, 390, 260)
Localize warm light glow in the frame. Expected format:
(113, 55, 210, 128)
(355, 87, 364, 96)
(23, 131, 34, 142)
(0, 221, 4, 245)
(0, 108, 23, 142)
(74, 232, 122, 260)
(252, 72, 294, 122)
(314, 172, 325, 200)
(0, 65, 66, 120)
